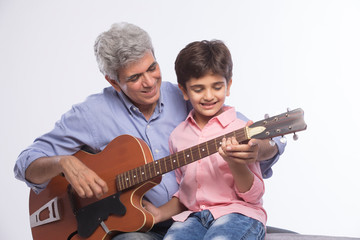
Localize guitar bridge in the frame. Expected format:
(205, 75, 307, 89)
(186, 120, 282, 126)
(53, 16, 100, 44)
(30, 197, 61, 228)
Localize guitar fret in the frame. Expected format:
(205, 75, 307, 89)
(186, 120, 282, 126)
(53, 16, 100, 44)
(182, 150, 186, 166)
(154, 160, 160, 175)
(192, 145, 200, 162)
(163, 157, 168, 173)
(205, 141, 210, 155)
(133, 167, 139, 185)
(140, 165, 146, 182)
(131, 168, 137, 185)
(183, 148, 191, 165)
(128, 170, 133, 186)
(148, 163, 153, 177)
(160, 160, 165, 175)
(144, 164, 150, 180)
(197, 144, 202, 159)
(129, 169, 135, 186)
(116, 175, 121, 191)
(125, 172, 130, 188)
(120, 174, 125, 190)
(169, 155, 174, 170)
(181, 150, 185, 165)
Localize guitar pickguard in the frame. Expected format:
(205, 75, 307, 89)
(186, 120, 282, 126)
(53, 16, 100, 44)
(75, 192, 126, 238)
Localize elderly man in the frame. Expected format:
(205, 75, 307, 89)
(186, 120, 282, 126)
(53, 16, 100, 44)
(14, 22, 284, 240)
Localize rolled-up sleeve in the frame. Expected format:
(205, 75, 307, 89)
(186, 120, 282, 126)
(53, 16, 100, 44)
(13, 104, 93, 193)
(235, 172, 264, 204)
(260, 136, 286, 179)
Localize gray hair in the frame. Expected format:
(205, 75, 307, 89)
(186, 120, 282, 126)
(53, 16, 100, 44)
(94, 22, 154, 81)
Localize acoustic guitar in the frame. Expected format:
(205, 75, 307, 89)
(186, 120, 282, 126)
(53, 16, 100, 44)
(29, 108, 307, 240)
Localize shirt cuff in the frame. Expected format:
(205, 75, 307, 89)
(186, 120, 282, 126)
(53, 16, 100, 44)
(260, 136, 286, 179)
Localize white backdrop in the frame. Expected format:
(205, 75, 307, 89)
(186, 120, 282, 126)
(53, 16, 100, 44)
(1, 0, 359, 239)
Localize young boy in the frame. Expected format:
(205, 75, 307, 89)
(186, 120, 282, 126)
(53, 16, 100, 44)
(144, 40, 266, 239)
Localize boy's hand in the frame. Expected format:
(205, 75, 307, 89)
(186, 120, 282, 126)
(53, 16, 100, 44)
(218, 120, 278, 164)
(218, 137, 259, 165)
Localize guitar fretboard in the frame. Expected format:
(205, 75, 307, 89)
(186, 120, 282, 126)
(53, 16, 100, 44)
(116, 128, 247, 191)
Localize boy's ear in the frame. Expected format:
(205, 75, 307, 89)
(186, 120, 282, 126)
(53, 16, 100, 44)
(226, 78, 233, 97)
(105, 75, 122, 92)
(178, 84, 190, 101)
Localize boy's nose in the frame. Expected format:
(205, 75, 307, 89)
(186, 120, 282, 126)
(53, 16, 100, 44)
(204, 89, 214, 100)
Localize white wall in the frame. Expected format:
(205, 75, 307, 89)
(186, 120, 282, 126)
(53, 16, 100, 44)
(1, 0, 359, 238)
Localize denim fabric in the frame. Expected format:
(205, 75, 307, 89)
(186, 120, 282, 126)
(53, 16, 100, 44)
(164, 210, 265, 240)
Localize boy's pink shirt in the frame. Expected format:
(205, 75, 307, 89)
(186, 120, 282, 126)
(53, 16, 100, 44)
(169, 106, 267, 226)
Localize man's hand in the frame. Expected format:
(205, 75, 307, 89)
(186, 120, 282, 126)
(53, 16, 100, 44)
(59, 156, 108, 198)
(142, 200, 162, 224)
(26, 155, 108, 199)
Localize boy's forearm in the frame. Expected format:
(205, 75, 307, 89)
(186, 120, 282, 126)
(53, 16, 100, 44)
(228, 162, 254, 193)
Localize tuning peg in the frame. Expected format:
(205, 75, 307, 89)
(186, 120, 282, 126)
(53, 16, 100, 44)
(269, 139, 276, 146)
(264, 113, 270, 119)
(280, 136, 287, 144)
(293, 133, 299, 141)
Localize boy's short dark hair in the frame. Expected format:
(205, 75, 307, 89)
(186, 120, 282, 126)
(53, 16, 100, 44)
(175, 40, 233, 89)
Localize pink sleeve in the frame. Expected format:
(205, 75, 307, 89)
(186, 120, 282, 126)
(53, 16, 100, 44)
(235, 163, 265, 204)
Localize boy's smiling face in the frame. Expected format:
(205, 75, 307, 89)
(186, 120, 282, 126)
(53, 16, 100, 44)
(179, 73, 232, 128)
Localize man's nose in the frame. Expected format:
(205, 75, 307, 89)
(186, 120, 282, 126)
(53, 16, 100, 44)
(142, 72, 156, 87)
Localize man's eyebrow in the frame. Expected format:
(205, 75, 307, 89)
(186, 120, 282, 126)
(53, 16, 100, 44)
(147, 61, 158, 71)
(126, 61, 158, 81)
(126, 73, 141, 81)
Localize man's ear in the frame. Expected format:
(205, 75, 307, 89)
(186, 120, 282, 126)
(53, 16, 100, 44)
(178, 84, 189, 101)
(105, 75, 122, 92)
(226, 78, 232, 97)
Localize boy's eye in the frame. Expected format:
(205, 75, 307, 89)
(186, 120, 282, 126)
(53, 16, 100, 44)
(193, 88, 203, 93)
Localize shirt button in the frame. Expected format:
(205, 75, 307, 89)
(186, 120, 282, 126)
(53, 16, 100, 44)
(200, 205, 206, 209)
(155, 149, 159, 153)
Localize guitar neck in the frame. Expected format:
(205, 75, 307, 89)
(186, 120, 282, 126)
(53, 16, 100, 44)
(116, 128, 248, 191)
(116, 108, 306, 191)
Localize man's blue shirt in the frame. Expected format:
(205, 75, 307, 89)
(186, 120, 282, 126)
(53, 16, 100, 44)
(14, 81, 284, 207)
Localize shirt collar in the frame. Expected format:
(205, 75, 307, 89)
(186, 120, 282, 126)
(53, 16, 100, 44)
(186, 106, 236, 128)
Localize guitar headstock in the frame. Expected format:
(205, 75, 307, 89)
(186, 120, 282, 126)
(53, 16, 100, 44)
(247, 108, 307, 140)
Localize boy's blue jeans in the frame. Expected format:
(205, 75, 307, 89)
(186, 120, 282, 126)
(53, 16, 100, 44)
(164, 210, 265, 240)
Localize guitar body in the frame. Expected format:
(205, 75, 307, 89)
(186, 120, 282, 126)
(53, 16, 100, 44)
(29, 135, 161, 240)
(28, 108, 307, 240)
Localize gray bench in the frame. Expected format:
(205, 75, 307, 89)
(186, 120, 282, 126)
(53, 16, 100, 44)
(266, 226, 359, 240)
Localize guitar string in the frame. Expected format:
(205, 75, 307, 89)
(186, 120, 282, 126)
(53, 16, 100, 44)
(116, 129, 247, 191)
(117, 112, 302, 191)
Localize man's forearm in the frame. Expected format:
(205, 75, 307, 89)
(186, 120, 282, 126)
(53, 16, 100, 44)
(256, 139, 279, 162)
(25, 156, 65, 184)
